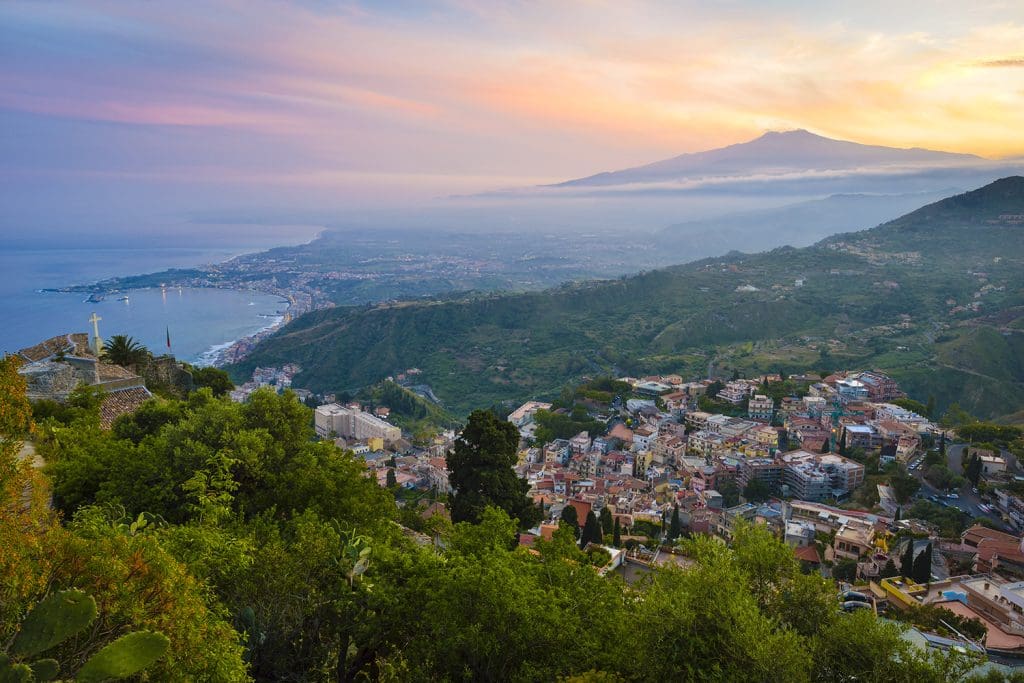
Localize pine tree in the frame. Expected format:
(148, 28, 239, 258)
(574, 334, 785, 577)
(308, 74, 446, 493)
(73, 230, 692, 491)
(448, 410, 541, 528)
(612, 518, 622, 547)
(901, 540, 916, 578)
(668, 505, 681, 541)
(913, 542, 933, 584)
(581, 511, 602, 548)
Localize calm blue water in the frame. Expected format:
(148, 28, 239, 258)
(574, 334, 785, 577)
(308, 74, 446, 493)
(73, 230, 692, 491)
(1, 245, 297, 364)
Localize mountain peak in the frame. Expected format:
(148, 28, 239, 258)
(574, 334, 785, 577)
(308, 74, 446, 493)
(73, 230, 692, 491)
(552, 129, 990, 188)
(757, 128, 821, 139)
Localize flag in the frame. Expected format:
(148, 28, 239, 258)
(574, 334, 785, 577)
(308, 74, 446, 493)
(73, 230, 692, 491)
(166, 326, 171, 351)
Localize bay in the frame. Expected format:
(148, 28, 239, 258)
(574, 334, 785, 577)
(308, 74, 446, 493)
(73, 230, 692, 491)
(1, 245, 292, 364)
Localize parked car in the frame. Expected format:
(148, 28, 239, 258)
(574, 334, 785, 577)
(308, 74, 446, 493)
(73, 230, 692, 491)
(947, 493, 959, 500)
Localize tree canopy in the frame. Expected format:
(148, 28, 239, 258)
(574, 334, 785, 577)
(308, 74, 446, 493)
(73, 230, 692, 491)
(447, 409, 541, 528)
(102, 334, 151, 367)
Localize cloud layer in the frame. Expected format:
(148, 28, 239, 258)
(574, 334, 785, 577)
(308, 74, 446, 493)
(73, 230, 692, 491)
(1, 0, 1023, 228)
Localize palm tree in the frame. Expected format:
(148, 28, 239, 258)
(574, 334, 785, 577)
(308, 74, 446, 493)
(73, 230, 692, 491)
(103, 334, 150, 367)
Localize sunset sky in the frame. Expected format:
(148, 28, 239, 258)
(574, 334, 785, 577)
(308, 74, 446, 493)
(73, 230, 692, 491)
(2, 0, 1023, 232)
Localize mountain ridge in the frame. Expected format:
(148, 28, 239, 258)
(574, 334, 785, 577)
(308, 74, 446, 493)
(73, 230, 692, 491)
(551, 129, 988, 188)
(233, 177, 1024, 420)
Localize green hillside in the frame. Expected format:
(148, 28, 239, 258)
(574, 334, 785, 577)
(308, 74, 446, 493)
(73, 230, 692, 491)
(233, 178, 1024, 419)
(355, 380, 460, 434)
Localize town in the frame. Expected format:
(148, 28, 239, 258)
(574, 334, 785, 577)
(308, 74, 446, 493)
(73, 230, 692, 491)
(298, 366, 1024, 660)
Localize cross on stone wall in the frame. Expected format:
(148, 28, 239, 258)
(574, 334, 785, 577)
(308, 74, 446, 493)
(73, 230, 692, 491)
(89, 312, 103, 356)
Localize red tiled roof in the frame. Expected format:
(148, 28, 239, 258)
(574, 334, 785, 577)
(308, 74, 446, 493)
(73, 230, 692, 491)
(976, 539, 1024, 566)
(964, 525, 1019, 546)
(568, 498, 592, 523)
(794, 545, 821, 563)
(99, 386, 152, 429)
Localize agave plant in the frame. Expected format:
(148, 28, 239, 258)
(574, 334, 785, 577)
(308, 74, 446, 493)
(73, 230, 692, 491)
(102, 335, 150, 367)
(0, 589, 169, 682)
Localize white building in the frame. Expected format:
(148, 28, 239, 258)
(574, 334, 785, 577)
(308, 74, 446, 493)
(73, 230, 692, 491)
(315, 403, 401, 442)
(507, 401, 552, 427)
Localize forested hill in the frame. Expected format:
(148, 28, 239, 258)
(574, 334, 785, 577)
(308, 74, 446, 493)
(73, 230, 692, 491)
(233, 177, 1024, 420)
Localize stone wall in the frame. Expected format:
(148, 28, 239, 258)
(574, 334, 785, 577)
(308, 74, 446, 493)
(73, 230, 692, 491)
(21, 361, 82, 401)
(141, 356, 194, 396)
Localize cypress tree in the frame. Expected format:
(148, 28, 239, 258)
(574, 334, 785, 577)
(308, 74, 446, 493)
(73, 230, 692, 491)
(581, 511, 602, 548)
(913, 542, 933, 584)
(668, 505, 681, 541)
(838, 429, 848, 457)
(386, 468, 397, 489)
(901, 540, 916, 578)
(613, 518, 622, 547)
(600, 507, 613, 536)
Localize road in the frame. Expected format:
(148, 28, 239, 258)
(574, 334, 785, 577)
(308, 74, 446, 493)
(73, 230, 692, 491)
(905, 443, 1009, 528)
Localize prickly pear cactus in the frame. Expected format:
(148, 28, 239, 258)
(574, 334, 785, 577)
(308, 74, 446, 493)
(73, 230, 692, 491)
(75, 631, 170, 683)
(1, 589, 169, 682)
(9, 590, 96, 659)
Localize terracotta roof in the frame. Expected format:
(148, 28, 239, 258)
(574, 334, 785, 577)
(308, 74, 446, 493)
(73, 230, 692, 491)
(964, 525, 1019, 546)
(794, 545, 821, 563)
(96, 363, 139, 381)
(99, 386, 153, 429)
(976, 539, 1024, 566)
(935, 600, 1024, 651)
(17, 334, 86, 362)
(420, 501, 449, 521)
(567, 498, 592, 523)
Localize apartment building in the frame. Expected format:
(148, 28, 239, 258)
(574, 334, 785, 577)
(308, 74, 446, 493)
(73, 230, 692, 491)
(314, 403, 402, 442)
(747, 394, 774, 421)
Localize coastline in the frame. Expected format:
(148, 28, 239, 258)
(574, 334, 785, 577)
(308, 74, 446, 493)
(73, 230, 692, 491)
(194, 295, 293, 367)
(42, 229, 330, 368)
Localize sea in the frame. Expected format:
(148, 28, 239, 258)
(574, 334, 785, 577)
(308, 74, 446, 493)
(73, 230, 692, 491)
(0, 235, 315, 365)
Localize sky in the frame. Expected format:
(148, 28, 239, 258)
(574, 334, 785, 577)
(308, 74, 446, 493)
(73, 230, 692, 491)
(2, 0, 1023, 238)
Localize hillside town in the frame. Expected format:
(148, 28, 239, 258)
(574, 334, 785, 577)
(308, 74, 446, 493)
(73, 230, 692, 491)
(14, 328, 1024, 665)
(300, 366, 1024, 660)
